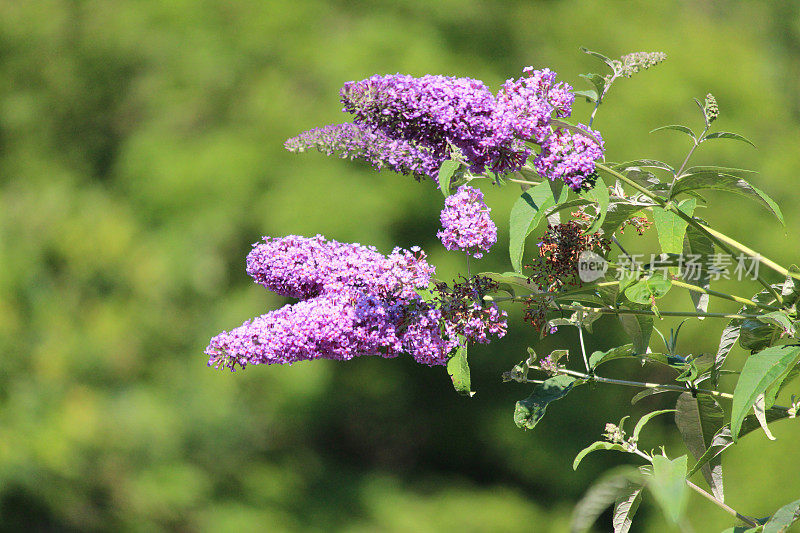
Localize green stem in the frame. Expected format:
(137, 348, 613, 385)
(701, 225, 800, 282)
(555, 303, 760, 320)
(673, 125, 708, 180)
(686, 480, 760, 529)
(596, 162, 785, 304)
(506, 177, 541, 187)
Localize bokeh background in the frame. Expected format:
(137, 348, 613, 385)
(2, 1, 800, 531)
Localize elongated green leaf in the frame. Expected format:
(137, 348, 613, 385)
(514, 375, 581, 430)
(731, 345, 800, 440)
(509, 181, 562, 272)
(653, 199, 696, 261)
(650, 124, 696, 141)
(573, 441, 630, 470)
(670, 172, 783, 225)
(753, 393, 776, 441)
(631, 388, 677, 405)
(763, 498, 800, 533)
(613, 159, 675, 174)
(764, 365, 800, 409)
(714, 318, 742, 387)
(619, 313, 654, 354)
(704, 131, 756, 147)
(685, 165, 756, 176)
(481, 271, 539, 294)
(675, 393, 725, 500)
(583, 175, 609, 234)
(613, 482, 643, 533)
(589, 344, 634, 369)
(649, 455, 689, 524)
(683, 225, 714, 315)
(438, 159, 459, 197)
(570, 467, 643, 533)
(580, 47, 617, 70)
(447, 342, 474, 396)
(632, 409, 676, 442)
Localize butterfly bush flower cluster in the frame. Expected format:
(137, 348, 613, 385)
(437, 185, 497, 258)
(286, 67, 605, 191)
(533, 126, 604, 191)
(284, 122, 440, 180)
(205, 235, 506, 371)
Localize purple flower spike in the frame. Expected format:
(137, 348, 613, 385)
(533, 125, 604, 191)
(284, 122, 440, 181)
(437, 185, 497, 258)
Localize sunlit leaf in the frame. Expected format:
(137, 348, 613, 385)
(437, 159, 459, 198)
(649, 455, 689, 524)
(731, 345, 800, 440)
(703, 131, 756, 147)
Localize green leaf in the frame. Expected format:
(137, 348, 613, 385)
(632, 409, 676, 442)
(731, 345, 800, 440)
(631, 388, 677, 405)
(670, 172, 783, 225)
(675, 393, 725, 501)
(739, 318, 780, 353)
(613, 159, 675, 174)
(570, 467, 643, 533)
(600, 202, 647, 235)
(509, 181, 563, 272)
(685, 165, 756, 176)
(704, 131, 756, 147)
(579, 73, 606, 98)
(481, 271, 538, 295)
(573, 441, 630, 471)
(446, 342, 474, 396)
(580, 47, 618, 69)
(650, 124, 696, 141)
(514, 375, 581, 430)
(589, 344, 634, 369)
(574, 88, 598, 102)
(437, 159, 460, 197)
(625, 272, 672, 304)
(714, 319, 741, 387)
(763, 498, 800, 533)
(619, 313, 654, 354)
(649, 455, 689, 524)
(613, 481, 644, 533)
(582, 175, 609, 234)
(764, 365, 800, 410)
(653, 199, 696, 261)
(683, 225, 715, 315)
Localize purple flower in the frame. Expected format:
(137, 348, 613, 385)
(493, 68, 575, 145)
(207, 236, 465, 370)
(340, 74, 526, 174)
(533, 125, 604, 191)
(284, 122, 440, 181)
(437, 185, 497, 258)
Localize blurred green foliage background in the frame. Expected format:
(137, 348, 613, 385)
(2, 1, 800, 531)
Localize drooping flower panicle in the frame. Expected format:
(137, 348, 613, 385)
(437, 185, 497, 258)
(283, 122, 439, 180)
(206, 235, 506, 371)
(286, 66, 605, 191)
